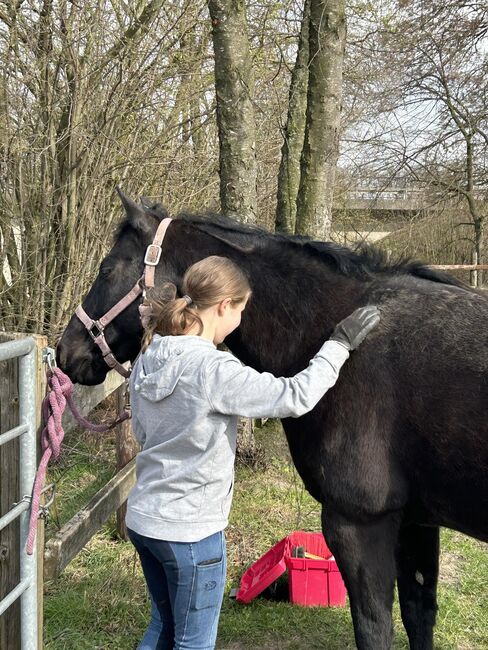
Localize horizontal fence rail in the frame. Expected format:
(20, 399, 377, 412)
(429, 264, 488, 271)
(44, 458, 136, 580)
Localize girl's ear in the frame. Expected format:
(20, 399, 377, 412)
(217, 298, 231, 315)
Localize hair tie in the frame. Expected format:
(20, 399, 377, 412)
(182, 294, 193, 305)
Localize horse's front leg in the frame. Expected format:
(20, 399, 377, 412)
(322, 507, 401, 650)
(396, 523, 439, 650)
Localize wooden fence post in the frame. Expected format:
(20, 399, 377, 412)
(115, 384, 139, 540)
(34, 336, 48, 650)
(471, 251, 478, 288)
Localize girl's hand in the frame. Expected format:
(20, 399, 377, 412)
(330, 306, 381, 350)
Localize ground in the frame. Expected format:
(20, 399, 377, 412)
(43, 418, 488, 649)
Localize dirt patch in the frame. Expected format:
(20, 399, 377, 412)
(439, 550, 465, 586)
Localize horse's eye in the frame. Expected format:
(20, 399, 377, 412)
(99, 264, 112, 278)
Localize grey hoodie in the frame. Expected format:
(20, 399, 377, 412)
(125, 334, 349, 542)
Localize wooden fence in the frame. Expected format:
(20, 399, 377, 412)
(429, 263, 486, 288)
(0, 332, 138, 649)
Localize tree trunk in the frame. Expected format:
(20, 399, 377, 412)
(465, 135, 484, 287)
(275, 0, 310, 235)
(208, 0, 257, 224)
(236, 416, 265, 469)
(295, 0, 346, 240)
(208, 1, 261, 464)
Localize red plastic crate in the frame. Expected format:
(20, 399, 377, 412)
(236, 535, 289, 604)
(236, 531, 347, 607)
(285, 531, 347, 607)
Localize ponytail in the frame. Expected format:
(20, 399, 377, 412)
(141, 255, 250, 351)
(141, 283, 204, 352)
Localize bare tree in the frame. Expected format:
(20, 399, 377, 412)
(275, 0, 310, 234)
(295, 0, 346, 239)
(399, 2, 488, 282)
(0, 1, 217, 337)
(207, 0, 258, 223)
(340, 1, 488, 282)
(0, 0, 352, 341)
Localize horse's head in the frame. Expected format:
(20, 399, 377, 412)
(57, 190, 270, 385)
(56, 191, 178, 385)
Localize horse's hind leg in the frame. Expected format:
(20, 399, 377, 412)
(396, 524, 439, 650)
(322, 508, 401, 650)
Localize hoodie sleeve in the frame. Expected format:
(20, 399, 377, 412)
(202, 340, 350, 419)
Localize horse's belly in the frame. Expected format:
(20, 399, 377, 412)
(409, 472, 488, 541)
(282, 415, 408, 519)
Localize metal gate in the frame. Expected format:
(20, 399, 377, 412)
(0, 337, 38, 649)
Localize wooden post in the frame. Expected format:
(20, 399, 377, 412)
(236, 416, 265, 468)
(471, 251, 478, 288)
(115, 384, 139, 540)
(0, 332, 47, 650)
(34, 336, 48, 650)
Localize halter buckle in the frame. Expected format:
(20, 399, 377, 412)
(144, 244, 162, 267)
(88, 320, 104, 340)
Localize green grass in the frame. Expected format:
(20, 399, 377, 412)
(44, 421, 488, 649)
(44, 430, 117, 537)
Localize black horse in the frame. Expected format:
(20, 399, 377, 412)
(57, 192, 488, 650)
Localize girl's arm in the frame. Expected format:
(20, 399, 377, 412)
(203, 305, 379, 418)
(202, 340, 349, 419)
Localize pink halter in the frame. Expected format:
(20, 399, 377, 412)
(75, 217, 173, 378)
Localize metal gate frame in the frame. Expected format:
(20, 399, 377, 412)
(0, 337, 38, 649)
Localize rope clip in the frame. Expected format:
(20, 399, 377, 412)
(42, 347, 57, 371)
(39, 483, 56, 521)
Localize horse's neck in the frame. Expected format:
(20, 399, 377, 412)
(226, 259, 368, 375)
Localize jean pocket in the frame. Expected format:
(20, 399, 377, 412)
(191, 558, 224, 610)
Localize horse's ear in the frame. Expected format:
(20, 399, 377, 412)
(116, 187, 155, 236)
(140, 196, 169, 220)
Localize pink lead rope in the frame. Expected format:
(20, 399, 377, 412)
(26, 367, 130, 555)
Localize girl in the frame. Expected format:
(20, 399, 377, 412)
(126, 255, 380, 650)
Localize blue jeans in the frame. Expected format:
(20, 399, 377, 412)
(137, 590, 162, 650)
(128, 528, 226, 650)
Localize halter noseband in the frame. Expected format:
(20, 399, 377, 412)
(74, 217, 173, 378)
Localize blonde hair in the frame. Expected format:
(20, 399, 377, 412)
(141, 255, 251, 351)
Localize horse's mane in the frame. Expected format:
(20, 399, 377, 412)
(176, 212, 468, 290)
(128, 204, 468, 290)
(301, 239, 468, 289)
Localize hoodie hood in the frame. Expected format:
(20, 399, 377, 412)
(131, 334, 216, 402)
